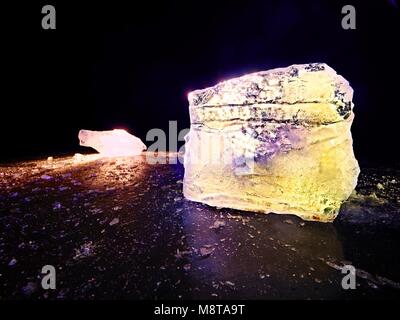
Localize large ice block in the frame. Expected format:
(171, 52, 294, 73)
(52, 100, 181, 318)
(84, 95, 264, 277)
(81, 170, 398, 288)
(78, 129, 146, 157)
(183, 63, 360, 222)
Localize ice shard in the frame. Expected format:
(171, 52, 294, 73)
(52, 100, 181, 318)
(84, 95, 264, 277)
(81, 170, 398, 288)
(183, 63, 360, 222)
(78, 129, 146, 157)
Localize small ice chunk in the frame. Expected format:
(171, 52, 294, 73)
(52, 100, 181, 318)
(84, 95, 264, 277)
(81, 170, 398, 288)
(78, 129, 146, 157)
(73, 153, 84, 162)
(8, 258, 17, 267)
(109, 218, 119, 226)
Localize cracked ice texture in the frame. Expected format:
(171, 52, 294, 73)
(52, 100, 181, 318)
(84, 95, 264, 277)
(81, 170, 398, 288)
(183, 63, 360, 222)
(79, 129, 146, 157)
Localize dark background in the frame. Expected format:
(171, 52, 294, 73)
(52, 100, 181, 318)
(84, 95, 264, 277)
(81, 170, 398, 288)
(2, 0, 399, 166)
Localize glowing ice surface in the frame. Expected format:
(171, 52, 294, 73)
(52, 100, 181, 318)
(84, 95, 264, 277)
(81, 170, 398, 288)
(78, 129, 146, 157)
(183, 63, 360, 222)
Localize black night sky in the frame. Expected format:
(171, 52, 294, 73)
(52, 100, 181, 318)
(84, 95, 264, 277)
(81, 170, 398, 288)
(3, 0, 400, 166)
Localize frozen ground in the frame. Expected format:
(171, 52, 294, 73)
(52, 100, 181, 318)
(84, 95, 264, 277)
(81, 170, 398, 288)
(0, 153, 399, 299)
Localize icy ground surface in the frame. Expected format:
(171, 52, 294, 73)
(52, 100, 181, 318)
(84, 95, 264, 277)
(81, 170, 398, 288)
(0, 153, 399, 299)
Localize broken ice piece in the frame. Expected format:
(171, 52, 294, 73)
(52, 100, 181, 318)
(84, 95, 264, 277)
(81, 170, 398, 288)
(109, 218, 119, 226)
(183, 63, 360, 222)
(73, 153, 84, 162)
(78, 129, 146, 157)
(8, 258, 17, 267)
(209, 220, 226, 230)
(199, 245, 215, 257)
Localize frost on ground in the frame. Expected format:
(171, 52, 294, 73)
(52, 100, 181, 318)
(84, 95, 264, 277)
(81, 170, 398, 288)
(0, 154, 399, 299)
